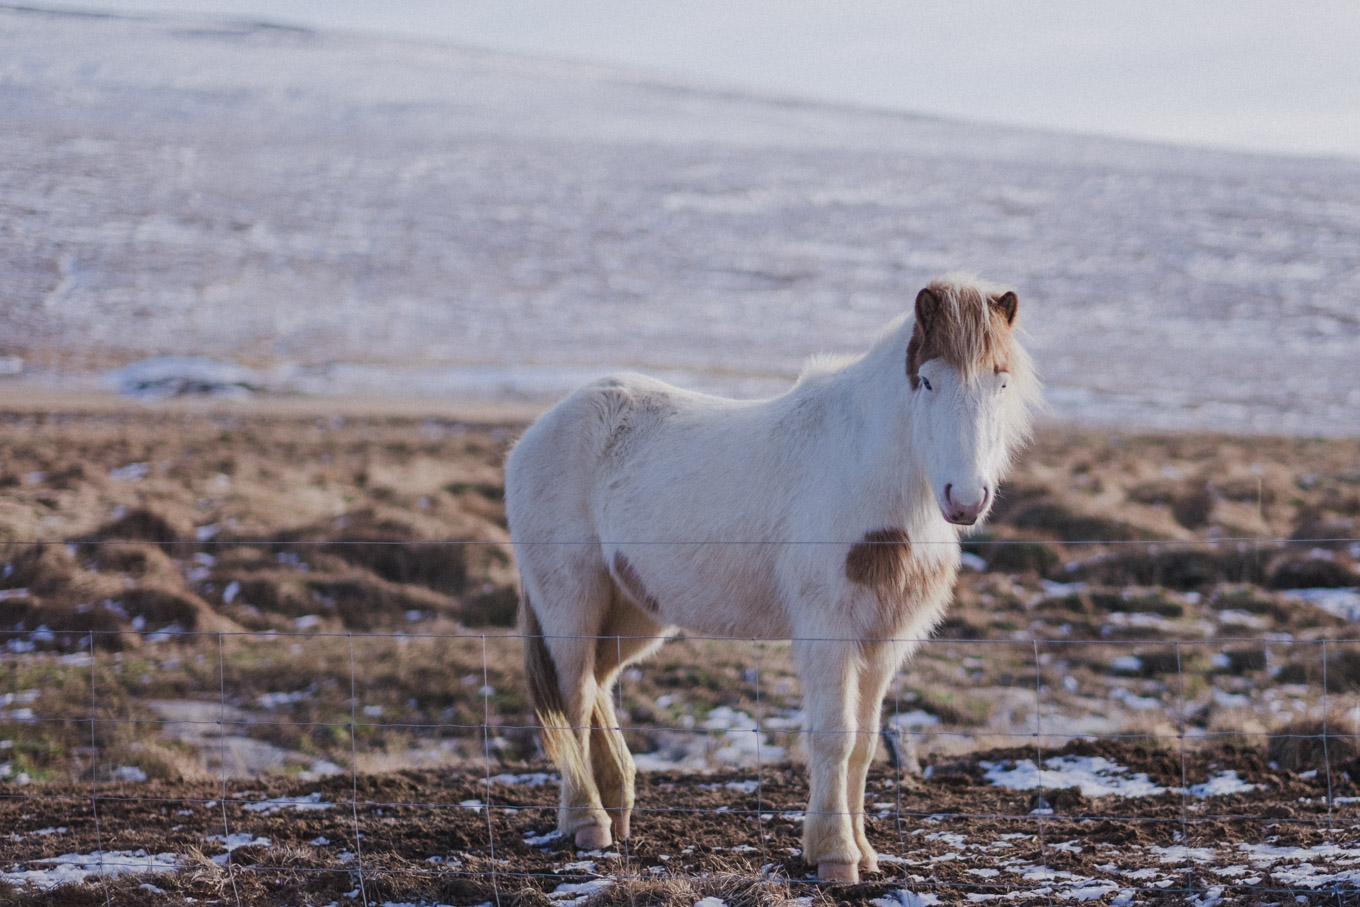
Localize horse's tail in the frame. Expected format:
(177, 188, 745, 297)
(521, 596, 591, 782)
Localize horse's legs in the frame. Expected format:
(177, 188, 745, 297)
(523, 560, 617, 849)
(847, 641, 905, 874)
(545, 635, 615, 849)
(794, 637, 862, 882)
(586, 688, 639, 843)
(590, 600, 665, 842)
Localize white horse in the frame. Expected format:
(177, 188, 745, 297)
(505, 273, 1039, 883)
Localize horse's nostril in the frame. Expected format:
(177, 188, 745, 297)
(944, 483, 953, 505)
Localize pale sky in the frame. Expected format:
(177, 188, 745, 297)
(35, 1, 1360, 158)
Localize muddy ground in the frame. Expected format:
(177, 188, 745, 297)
(6, 740, 1360, 906)
(3, 401, 1360, 904)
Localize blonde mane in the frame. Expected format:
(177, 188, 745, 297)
(908, 271, 1019, 382)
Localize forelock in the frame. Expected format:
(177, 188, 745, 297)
(907, 277, 1017, 384)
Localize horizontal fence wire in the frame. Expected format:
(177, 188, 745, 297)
(3, 790, 1355, 828)
(12, 706, 1360, 748)
(6, 627, 1357, 646)
(3, 535, 1360, 547)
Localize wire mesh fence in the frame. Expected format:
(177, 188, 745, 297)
(6, 565, 1360, 905)
(2, 369, 1360, 904)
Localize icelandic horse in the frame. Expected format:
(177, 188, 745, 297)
(505, 274, 1039, 882)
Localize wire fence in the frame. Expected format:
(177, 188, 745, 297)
(4, 534, 1360, 904)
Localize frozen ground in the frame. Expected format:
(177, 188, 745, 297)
(5, 748, 1360, 905)
(1, 5, 1358, 434)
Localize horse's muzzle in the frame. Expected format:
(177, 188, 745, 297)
(943, 483, 990, 525)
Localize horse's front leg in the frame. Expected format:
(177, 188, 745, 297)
(794, 637, 862, 883)
(847, 640, 906, 875)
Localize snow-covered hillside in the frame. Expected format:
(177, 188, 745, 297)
(2, 6, 1358, 433)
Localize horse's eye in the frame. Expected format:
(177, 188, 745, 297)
(920, 377, 933, 391)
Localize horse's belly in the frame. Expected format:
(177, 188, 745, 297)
(610, 545, 791, 640)
(657, 590, 793, 640)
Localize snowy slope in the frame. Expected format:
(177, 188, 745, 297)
(2, 5, 1358, 433)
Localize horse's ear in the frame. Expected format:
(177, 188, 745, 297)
(915, 287, 941, 334)
(991, 290, 1018, 326)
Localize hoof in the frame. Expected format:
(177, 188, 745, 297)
(817, 861, 859, 884)
(859, 855, 880, 875)
(574, 825, 612, 850)
(610, 813, 631, 842)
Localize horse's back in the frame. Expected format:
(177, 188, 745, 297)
(506, 373, 695, 544)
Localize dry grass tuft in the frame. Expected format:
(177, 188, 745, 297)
(1267, 715, 1360, 774)
(85, 507, 192, 551)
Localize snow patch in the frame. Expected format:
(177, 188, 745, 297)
(1186, 770, 1260, 797)
(889, 710, 941, 729)
(205, 833, 270, 865)
(959, 552, 987, 572)
(1280, 588, 1360, 622)
(548, 878, 613, 904)
(241, 792, 332, 813)
(112, 357, 259, 400)
(981, 756, 1165, 798)
(484, 772, 557, 788)
(0, 850, 181, 890)
(870, 891, 940, 907)
(983, 756, 1264, 800)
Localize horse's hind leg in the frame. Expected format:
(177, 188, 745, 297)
(591, 600, 666, 842)
(556, 648, 619, 849)
(521, 568, 616, 849)
(589, 690, 633, 842)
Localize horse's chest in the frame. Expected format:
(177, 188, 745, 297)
(843, 528, 958, 637)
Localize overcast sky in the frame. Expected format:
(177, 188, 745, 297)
(37, 1, 1360, 159)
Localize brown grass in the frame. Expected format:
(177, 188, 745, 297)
(3, 406, 1360, 792)
(1267, 715, 1360, 774)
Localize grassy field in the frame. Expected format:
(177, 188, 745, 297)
(3, 402, 1360, 904)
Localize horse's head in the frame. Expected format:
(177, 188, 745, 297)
(906, 274, 1039, 526)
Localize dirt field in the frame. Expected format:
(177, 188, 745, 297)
(5, 739, 1360, 907)
(3, 400, 1360, 905)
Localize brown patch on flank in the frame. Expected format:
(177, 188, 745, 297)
(612, 551, 660, 613)
(906, 281, 1017, 388)
(845, 528, 913, 590)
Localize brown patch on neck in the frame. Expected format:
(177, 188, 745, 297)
(612, 551, 660, 613)
(907, 282, 1015, 387)
(845, 528, 913, 589)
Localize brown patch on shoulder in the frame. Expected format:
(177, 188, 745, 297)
(612, 551, 660, 613)
(845, 528, 913, 590)
(847, 528, 961, 639)
(906, 281, 1016, 387)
